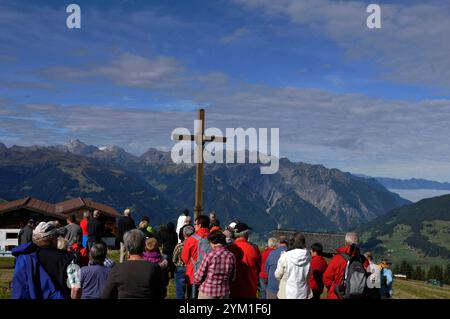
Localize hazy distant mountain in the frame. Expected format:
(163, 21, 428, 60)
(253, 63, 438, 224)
(0, 141, 409, 232)
(356, 175, 450, 202)
(358, 175, 450, 191)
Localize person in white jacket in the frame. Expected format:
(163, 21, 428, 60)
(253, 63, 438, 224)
(275, 232, 313, 299)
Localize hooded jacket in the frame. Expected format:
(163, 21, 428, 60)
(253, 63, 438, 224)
(11, 243, 67, 299)
(322, 245, 369, 299)
(275, 248, 313, 299)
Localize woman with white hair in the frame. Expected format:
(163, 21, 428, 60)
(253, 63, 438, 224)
(11, 221, 80, 299)
(323, 232, 369, 299)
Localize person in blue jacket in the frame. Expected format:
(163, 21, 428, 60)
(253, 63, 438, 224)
(380, 259, 394, 299)
(12, 221, 79, 299)
(264, 235, 288, 299)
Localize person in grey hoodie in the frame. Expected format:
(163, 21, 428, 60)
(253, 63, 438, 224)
(275, 232, 313, 299)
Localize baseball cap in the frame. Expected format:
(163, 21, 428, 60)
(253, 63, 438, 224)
(234, 222, 252, 233)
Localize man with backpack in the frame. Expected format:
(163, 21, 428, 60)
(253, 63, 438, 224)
(181, 215, 211, 299)
(323, 232, 369, 299)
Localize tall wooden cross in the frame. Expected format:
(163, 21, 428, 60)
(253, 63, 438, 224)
(172, 109, 226, 219)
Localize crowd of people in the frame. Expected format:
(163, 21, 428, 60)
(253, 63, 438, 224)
(11, 209, 394, 299)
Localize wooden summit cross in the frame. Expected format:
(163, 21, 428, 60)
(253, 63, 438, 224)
(172, 109, 226, 219)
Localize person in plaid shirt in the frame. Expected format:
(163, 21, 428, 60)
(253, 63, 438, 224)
(194, 230, 236, 299)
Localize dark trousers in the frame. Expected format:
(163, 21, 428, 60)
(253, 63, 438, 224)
(190, 284, 200, 299)
(175, 266, 187, 299)
(312, 291, 322, 299)
(367, 288, 381, 299)
(166, 253, 175, 278)
(259, 277, 268, 299)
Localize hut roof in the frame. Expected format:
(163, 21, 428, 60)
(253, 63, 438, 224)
(0, 197, 119, 221)
(272, 229, 346, 255)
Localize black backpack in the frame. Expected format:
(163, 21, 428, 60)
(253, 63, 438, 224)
(334, 245, 368, 299)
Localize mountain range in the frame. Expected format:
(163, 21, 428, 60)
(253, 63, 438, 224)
(0, 140, 409, 233)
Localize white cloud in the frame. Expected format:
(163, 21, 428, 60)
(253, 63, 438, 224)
(220, 27, 251, 44)
(44, 53, 184, 89)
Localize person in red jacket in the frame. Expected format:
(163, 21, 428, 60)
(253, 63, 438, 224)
(228, 222, 261, 298)
(323, 232, 369, 299)
(80, 211, 90, 249)
(181, 214, 210, 299)
(259, 237, 278, 299)
(309, 242, 328, 299)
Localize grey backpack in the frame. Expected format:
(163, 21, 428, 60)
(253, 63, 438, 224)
(335, 250, 368, 299)
(191, 234, 212, 274)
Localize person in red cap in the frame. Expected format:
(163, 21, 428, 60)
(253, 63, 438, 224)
(228, 222, 261, 298)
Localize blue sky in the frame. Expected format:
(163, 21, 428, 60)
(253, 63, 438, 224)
(1, 0, 450, 181)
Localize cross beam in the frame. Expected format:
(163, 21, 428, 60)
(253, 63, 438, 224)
(172, 109, 226, 220)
